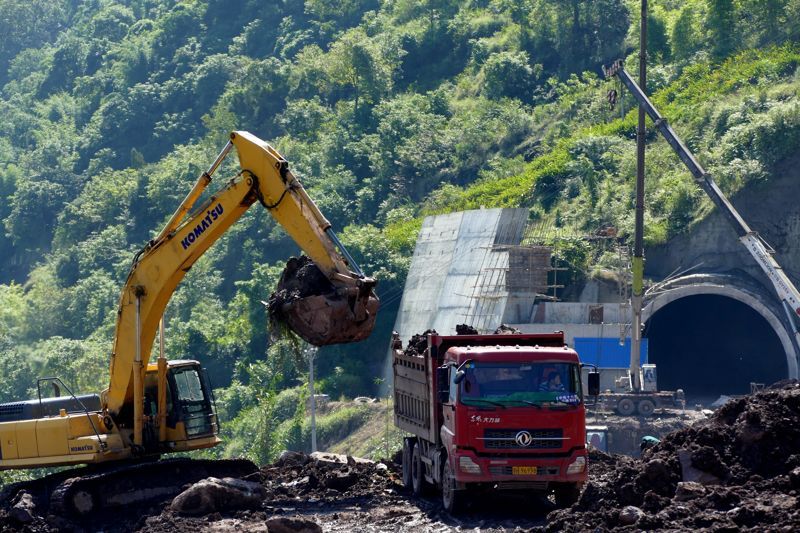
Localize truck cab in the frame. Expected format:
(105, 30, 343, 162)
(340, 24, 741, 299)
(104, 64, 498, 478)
(394, 332, 588, 512)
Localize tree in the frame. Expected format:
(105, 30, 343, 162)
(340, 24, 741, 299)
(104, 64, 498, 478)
(0, 1, 69, 84)
(550, 0, 630, 76)
(671, 7, 699, 61)
(482, 51, 542, 101)
(741, 0, 788, 46)
(5, 179, 67, 252)
(326, 28, 402, 114)
(647, 10, 670, 61)
(706, 0, 739, 59)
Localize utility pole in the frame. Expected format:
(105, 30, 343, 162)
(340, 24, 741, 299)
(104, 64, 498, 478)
(307, 345, 318, 453)
(630, 0, 647, 393)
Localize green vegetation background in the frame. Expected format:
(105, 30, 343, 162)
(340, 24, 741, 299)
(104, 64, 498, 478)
(1, 0, 799, 468)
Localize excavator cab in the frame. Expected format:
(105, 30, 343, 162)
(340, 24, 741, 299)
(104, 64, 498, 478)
(142, 361, 218, 451)
(168, 363, 218, 439)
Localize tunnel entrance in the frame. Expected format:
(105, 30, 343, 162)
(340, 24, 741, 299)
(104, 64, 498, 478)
(644, 293, 787, 401)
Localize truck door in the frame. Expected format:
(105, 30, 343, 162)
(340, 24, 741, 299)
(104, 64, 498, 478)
(441, 366, 458, 451)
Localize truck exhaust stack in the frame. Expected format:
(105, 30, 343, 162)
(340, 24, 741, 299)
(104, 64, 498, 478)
(268, 256, 380, 345)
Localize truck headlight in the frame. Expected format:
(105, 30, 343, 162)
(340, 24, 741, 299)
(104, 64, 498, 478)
(458, 456, 481, 474)
(566, 456, 586, 474)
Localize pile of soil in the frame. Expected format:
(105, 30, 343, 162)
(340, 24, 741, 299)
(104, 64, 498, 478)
(0, 452, 401, 532)
(266, 256, 335, 321)
(493, 324, 521, 334)
(402, 329, 436, 356)
(455, 324, 478, 335)
(544, 381, 800, 531)
(257, 451, 399, 502)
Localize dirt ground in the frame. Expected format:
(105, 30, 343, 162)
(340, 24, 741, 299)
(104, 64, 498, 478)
(3, 381, 800, 532)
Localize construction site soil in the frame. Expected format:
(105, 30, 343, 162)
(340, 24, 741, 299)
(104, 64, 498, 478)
(2, 382, 799, 531)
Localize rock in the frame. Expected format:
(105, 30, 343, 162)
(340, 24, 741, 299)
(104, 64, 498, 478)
(323, 469, 359, 491)
(678, 448, 722, 485)
(310, 451, 373, 466)
(690, 446, 729, 479)
(170, 477, 266, 516)
(278, 450, 309, 466)
(265, 516, 323, 533)
(673, 481, 707, 502)
(618, 505, 644, 525)
(9, 492, 36, 524)
(790, 467, 800, 488)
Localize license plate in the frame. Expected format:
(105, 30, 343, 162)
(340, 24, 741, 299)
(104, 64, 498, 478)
(512, 466, 537, 476)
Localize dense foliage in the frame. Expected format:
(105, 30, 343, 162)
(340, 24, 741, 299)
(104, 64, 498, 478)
(1, 0, 800, 466)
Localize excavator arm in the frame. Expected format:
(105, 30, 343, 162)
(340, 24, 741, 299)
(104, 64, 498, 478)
(104, 131, 379, 418)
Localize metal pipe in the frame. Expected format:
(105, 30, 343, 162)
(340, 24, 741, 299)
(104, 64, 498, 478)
(158, 317, 167, 443)
(133, 293, 144, 447)
(308, 346, 317, 453)
(630, 0, 648, 393)
(154, 141, 233, 243)
(326, 228, 364, 277)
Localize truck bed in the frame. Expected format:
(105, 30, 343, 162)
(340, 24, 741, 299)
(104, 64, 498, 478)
(393, 349, 436, 443)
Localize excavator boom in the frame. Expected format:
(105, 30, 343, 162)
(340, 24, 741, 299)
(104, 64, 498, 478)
(105, 131, 379, 416)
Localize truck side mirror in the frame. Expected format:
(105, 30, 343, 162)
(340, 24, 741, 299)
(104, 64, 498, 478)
(454, 370, 466, 384)
(436, 366, 450, 404)
(588, 371, 600, 397)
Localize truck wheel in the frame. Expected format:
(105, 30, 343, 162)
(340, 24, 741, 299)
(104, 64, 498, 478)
(402, 438, 413, 489)
(442, 460, 465, 513)
(637, 399, 655, 416)
(411, 442, 425, 496)
(617, 398, 636, 416)
(554, 483, 581, 508)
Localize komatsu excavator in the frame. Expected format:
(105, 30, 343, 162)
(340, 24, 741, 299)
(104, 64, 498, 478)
(0, 132, 379, 515)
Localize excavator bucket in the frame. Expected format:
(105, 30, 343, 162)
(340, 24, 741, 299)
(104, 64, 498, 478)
(267, 256, 380, 346)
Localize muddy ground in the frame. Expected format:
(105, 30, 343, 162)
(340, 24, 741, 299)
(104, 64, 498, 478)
(3, 382, 800, 532)
(0, 451, 552, 532)
(546, 380, 800, 531)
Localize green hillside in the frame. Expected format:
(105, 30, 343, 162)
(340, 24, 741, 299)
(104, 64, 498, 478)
(1, 0, 800, 468)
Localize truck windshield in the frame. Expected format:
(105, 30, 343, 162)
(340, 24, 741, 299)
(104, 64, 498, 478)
(459, 362, 581, 406)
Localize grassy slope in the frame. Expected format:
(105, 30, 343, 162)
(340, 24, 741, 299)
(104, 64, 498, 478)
(385, 45, 800, 251)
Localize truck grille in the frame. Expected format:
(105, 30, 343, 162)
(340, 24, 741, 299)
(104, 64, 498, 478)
(496, 481, 548, 490)
(481, 428, 564, 449)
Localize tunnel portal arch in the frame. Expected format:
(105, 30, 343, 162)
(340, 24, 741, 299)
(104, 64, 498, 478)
(642, 275, 798, 387)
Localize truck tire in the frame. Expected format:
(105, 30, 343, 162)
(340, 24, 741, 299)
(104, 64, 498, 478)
(617, 398, 636, 416)
(442, 460, 465, 513)
(411, 442, 425, 496)
(637, 399, 655, 417)
(402, 438, 413, 488)
(554, 482, 581, 508)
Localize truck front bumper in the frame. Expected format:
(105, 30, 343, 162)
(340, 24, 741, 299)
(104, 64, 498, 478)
(452, 448, 588, 487)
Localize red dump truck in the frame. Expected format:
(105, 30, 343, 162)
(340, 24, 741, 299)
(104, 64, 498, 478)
(393, 331, 597, 512)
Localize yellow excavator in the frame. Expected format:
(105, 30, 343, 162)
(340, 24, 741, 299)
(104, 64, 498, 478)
(0, 132, 379, 514)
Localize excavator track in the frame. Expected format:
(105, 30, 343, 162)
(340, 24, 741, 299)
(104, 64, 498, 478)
(3, 458, 258, 520)
(50, 457, 258, 518)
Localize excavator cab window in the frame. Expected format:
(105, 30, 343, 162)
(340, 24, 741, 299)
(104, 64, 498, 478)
(169, 365, 216, 438)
